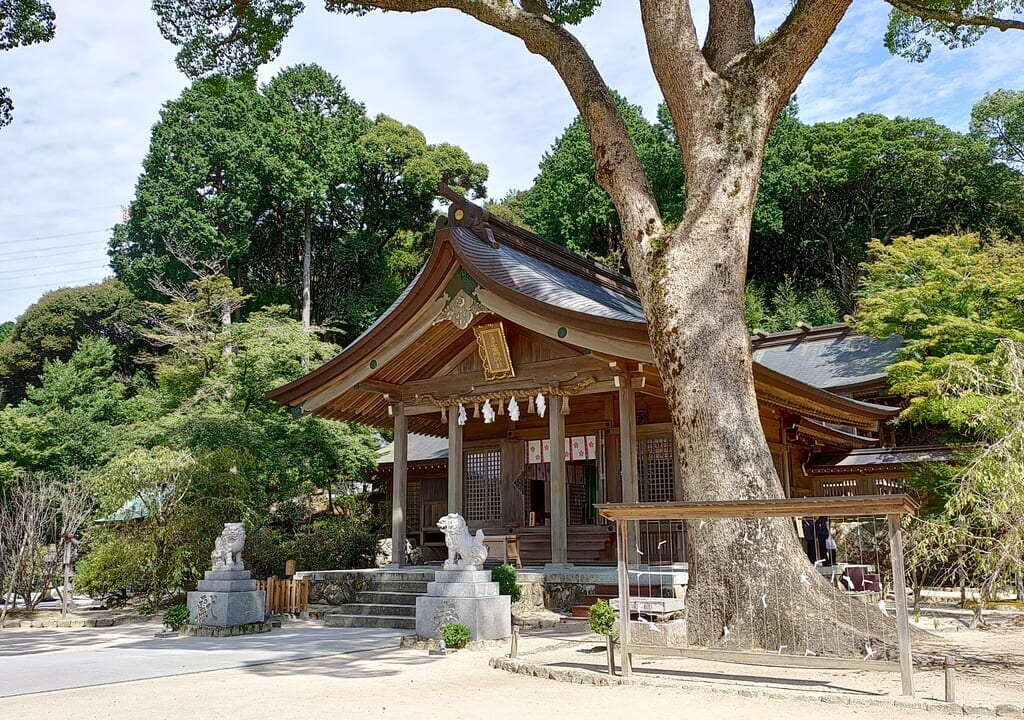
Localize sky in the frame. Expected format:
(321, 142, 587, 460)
(1, 1, 1023, 324)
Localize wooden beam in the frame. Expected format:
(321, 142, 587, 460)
(889, 513, 914, 696)
(447, 406, 463, 515)
(597, 495, 920, 521)
(356, 379, 402, 399)
(549, 394, 567, 565)
(402, 355, 608, 399)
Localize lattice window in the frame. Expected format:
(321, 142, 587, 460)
(466, 450, 501, 523)
(638, 436, 675, 502)
(406, 482, 421, 534)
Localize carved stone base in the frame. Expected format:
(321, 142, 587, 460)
(415, 568, 510, 641)
(188, 568, 265, 627)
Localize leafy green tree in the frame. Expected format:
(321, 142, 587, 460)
(744, 278, 840, 334)
(75, 446, 251, 607)
(855, 233, 1024, 425)
(764, 114, 1024, 309)
(971, 89, 1024, 171)
(151, 0, 1024, 651)
(110, 76, 265, 302)
(0, 279, 147, 405)
(0, 0, 56, 128)
(0, 322, 13, 343)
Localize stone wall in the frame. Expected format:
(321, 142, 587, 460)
(298, 570, 373, 605)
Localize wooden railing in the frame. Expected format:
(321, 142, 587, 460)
(256, 576, 310, 615)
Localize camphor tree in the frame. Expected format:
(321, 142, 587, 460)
(151, 0, 1024, 652)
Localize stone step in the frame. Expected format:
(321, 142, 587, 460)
(356, 590, 421, 606)
(324, 613, 416, 630)
(335, 603, 416, 617)
(367, 580, 429, 594)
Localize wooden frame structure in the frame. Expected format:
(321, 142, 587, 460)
(598, 494, 919, 695)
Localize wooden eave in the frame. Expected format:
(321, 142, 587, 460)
(793, 418, 878, 449)
(753, 364, 898, 432)
(598, 494, 919, 521)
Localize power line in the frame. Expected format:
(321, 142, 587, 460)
(0, 228, 111, 247)
(0, 273, 112, 294)
(0, 259, 110, 279)
(0, 239, 111, 261)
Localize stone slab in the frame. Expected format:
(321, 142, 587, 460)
(187, 589, 264, 627)
(202, 569, 253, 582)
(196, 579, 258, 592)
(425, 581, 500, 598)
(415, 594, 510, 641)
(433, 570, 492, 583)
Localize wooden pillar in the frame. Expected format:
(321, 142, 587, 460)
(548, 394, 568, 565)
(618, 385, 640, 564)
(447, 407, 463, 515)
(888, 513, 914, 696)
(618, 385, 638, 503)
(390, 402, 408, 567)
(616, 518, 633, 677)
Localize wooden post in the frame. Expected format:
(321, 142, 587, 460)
(391, 402, 408, 567)
(616, 518, 632, 677)
(548, 394, 567, 565)
(944, 655, 956, 703)
(618, 385, 639, 565)
(510, 625, 519, 659)
(888, 513, 914, 696)
(447, 407, 463, 515)
(61, 539, 72, 617)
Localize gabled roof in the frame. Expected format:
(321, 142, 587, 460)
(267, 189, 898, 434)
(751, 324, 902, 393)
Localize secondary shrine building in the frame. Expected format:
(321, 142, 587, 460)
(268, 191, 932, 567)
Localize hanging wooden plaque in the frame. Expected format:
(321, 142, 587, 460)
(473, 321, 515, 381)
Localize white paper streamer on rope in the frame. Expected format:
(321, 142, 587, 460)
(508, 396, 520, 422)
(482, 399, 495, 424)
(878, 600, 890, 617)
(457, 403, 467, 426)
(800, 572, 811, 587)
(536, 393, 546, 418)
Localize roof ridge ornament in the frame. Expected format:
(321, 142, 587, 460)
(436, 182, 498, 248)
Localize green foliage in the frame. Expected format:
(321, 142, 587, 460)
(751, 112, 1024, 310)
(744, 278, 840, 334)
(0, 0, 56, 127)
(855, 233, 1024, 425)
(441, 622, 471, 649)
(491, 563, 522, 603)
(0, 279, 148, 405)
(287, 496, 386, 571)
(971, 89, 1024, 170)
(884, 1, 1021, 62)
(154, 0, 302, 77)
(587, 598, 617, 637)
(162, 604, 189, 630)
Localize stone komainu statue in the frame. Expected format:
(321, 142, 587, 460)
(436, 513, 488, 570)
(211, 522, 246, 571)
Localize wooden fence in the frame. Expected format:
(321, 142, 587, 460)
(256, 576, 310, 615)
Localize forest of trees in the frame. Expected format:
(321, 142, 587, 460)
(1, 61, 1022, 611)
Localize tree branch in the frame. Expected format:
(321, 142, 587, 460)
(329, 0, 664, 267)
(703, 0, 755, 71)
(736, 0, 853, 118)
(886, 0, 1024, 33)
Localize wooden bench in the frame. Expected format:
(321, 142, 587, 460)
(482, 534, 522, 569)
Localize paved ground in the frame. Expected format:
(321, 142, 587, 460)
(0, 621, 405, 697)
(1, 618, 1020, 719)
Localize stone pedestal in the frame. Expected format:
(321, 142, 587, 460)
(187, 569, 265, 627)
(415, 569, 510, 641)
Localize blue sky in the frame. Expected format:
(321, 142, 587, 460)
(1, 1, 1022, 323)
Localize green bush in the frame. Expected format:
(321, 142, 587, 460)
(588, 599, 618, 637)
(442, 622, 471, 649)
(163, 604, 190, 630)
(491, 563, 522, 602)
(137, 603, 154, 616)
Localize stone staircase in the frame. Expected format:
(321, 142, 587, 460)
(323, 570, 434, 630)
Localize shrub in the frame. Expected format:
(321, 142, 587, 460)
(163, 604, 189, 630)
(137, 603, 154, 616)
(442, 622, 471, 649)
(491, 563, 522, 602)
(588, 599, 618, 637)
